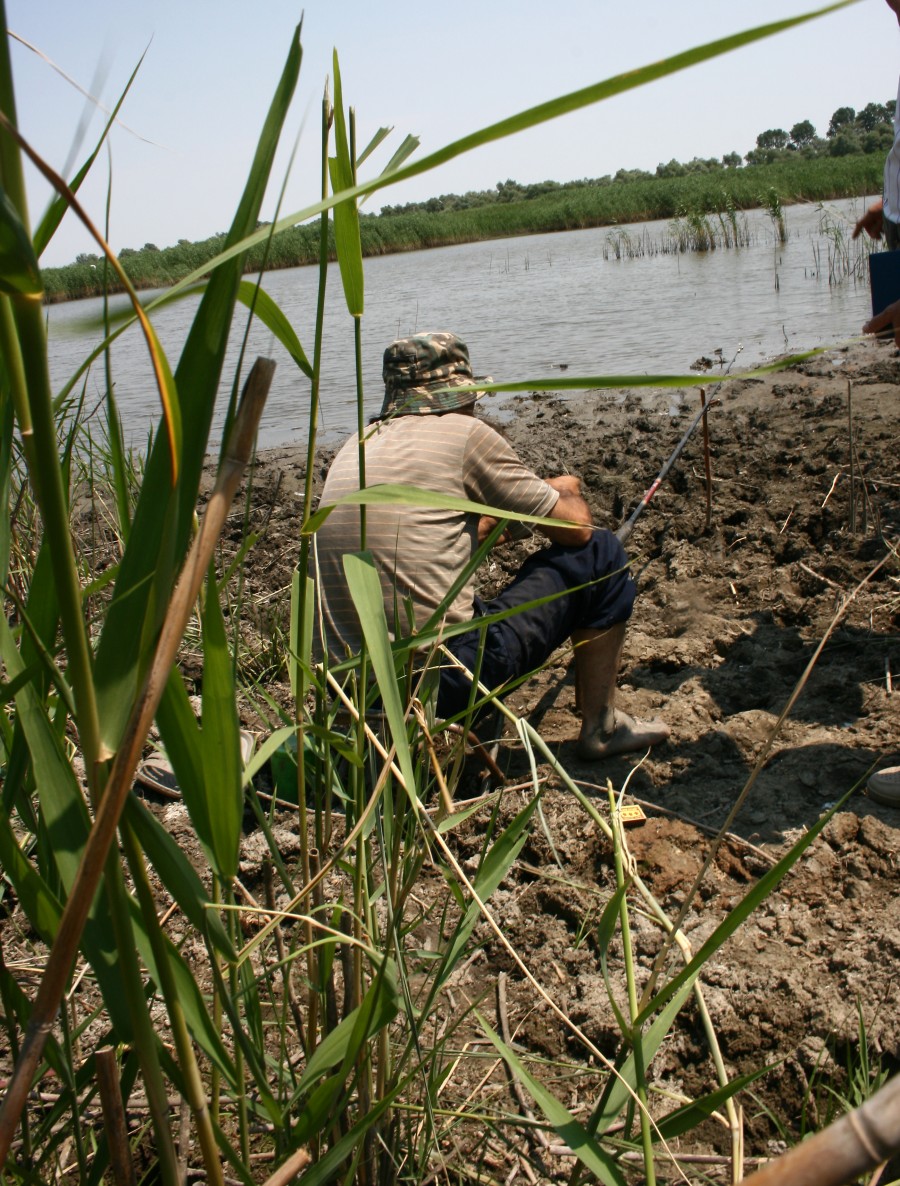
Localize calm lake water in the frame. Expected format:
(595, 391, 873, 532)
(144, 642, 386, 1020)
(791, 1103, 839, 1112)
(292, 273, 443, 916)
(46, 198, 879, 451)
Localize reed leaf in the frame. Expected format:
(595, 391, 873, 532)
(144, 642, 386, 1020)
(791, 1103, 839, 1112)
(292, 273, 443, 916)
(635, 787, 856, 1028)
(329, 52, 364, 317)
(438, 794, 539, 982)
(376, 132, 421, 179)
(32, 50, 147, 258)
(591, 980, 697, 1137)
(133, 2, 859, 296)
(0, 811, 62, 941)
(303, 482, 567, 535)
(296, 958, 400, 1093)
(595, 882, 632, 1038)
(0, 616, 135, 1036)
(655, 1064, 772, 1141)
(286, 1083, 403, 1186)
(122, 795, 236, 959)
(0, 188, 41, 296)
(129, 903, 240, 1089)
(478, 1013, 627, 1186)
(289, 569, 315, 702)
(355, 125, 393, 168)
(199, 563, 244, 881)
(92, 26, 302, 753)
(236, 279, 313, 378)
(343, 551, 417, 796)
(0, 410, 13, 600)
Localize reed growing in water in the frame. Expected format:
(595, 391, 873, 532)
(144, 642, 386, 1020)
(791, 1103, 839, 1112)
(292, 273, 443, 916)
(41, 153, 882, 303)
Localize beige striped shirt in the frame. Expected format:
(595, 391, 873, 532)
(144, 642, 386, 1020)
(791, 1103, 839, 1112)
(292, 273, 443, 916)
(315, 413, 559, 660)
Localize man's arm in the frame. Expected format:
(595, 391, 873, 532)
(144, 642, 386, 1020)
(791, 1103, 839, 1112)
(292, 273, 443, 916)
(476, 473, 594, 547)
(864, 296, 900, 347)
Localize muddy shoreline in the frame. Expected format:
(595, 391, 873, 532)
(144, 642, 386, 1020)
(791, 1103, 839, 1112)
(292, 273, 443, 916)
(43, 334, 899, 1176)
(227, 335, 900, 1159)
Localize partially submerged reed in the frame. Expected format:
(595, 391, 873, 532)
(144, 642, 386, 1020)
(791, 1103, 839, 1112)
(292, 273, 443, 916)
(1, 3, 895, 1185)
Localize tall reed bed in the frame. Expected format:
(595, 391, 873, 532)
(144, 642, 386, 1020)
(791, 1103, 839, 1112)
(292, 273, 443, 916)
(0, 3, 886, 1185)
(40, 153, 883, 303)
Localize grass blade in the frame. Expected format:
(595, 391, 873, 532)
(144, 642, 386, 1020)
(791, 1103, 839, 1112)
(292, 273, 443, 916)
(329, 52, 364, 317)
(0, 187, 41, 296)
(200, 564, 243, 882)
(92, 27, 302, 753)
(342, 551, 416, 797)
(477, 1011, 627, 1186)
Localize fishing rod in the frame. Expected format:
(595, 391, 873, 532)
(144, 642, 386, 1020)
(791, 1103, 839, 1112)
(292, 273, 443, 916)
(615, 344, 743, 544)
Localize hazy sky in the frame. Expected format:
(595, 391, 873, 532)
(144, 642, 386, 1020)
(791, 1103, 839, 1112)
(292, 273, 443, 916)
(6, 0, 898, 267)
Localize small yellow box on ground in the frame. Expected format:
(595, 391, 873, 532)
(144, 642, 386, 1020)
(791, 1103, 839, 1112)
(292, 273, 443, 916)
(618, 804, 647, 825)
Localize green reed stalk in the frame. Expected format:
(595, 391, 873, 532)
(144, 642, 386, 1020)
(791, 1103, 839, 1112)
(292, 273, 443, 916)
(228, 889, 251, 1166)
(608, 786, 655, 1186)
(122, 821, 228, 1186)
(295, 88, 334, 1064)
(103, 851, 181, 1183)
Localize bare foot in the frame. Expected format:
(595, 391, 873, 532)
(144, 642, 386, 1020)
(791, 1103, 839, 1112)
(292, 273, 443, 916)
(576, 711, 670, 760)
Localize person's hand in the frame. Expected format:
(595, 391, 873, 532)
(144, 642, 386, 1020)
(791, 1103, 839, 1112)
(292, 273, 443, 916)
(477, 514, 520, 545)
(477, 514, 502, 544)
(853, 200, 884, 241)
(544, 473, 593, 546)
(863, 298, 900, 347)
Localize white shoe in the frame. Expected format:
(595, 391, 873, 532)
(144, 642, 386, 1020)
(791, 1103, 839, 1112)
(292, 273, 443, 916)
(867, 765, 900, 807)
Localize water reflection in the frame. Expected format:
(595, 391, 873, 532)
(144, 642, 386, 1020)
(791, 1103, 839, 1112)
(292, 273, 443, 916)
(46, 199, 876, 451)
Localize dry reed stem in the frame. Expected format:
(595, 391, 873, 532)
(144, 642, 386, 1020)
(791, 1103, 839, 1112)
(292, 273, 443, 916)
(260, 1145, 312, 1186)
(0, 357, 275, 1165)
(740, 1069, 900, 1186)
(95, 1046, 137, 1186)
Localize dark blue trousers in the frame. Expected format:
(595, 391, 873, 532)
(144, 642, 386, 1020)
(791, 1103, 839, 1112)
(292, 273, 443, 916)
(437, 529, 636, 719)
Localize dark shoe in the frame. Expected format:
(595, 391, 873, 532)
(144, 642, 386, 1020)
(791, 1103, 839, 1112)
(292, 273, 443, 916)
(867, 765, 900, 807)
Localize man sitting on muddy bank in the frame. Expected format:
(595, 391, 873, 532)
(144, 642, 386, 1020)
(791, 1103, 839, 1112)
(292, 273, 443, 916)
(314, 331, 669, 759)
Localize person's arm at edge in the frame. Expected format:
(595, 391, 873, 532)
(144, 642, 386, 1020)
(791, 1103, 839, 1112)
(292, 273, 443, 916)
(853, 199, 884, 241)
(864, 296, 900, 347)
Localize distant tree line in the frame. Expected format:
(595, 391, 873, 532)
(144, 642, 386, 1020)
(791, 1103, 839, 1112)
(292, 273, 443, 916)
(42, 101, 890, 301)
(379, 100, 894, 218)
(745, 100, 895, 164)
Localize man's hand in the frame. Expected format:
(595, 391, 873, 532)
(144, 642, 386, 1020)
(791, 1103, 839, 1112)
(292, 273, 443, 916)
(543, 474, 594, 546)
(853, 200, 884, 241)
(477, 514, 511, 545)
(864, 298, 900, 347)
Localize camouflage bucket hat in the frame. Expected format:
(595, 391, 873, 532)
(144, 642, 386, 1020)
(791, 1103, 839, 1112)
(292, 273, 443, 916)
(379, 331, 485, 418)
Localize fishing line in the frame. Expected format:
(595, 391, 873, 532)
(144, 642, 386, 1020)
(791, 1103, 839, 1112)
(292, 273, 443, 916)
(615, 343, 743, 543)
